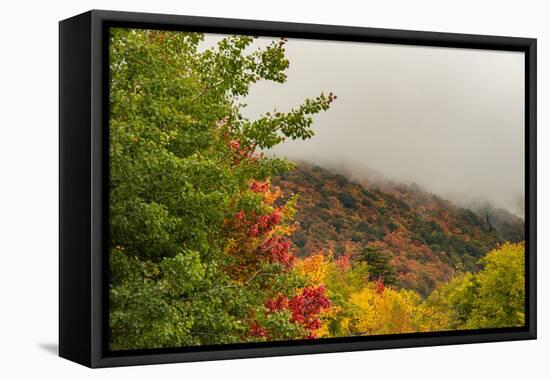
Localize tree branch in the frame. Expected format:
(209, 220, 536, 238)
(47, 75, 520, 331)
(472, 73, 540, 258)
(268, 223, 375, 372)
(190, 79, 226, 103)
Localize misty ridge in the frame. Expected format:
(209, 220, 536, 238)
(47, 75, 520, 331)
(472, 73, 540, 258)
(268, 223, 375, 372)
(275, 156, 525, 233)
(237, 36, 525, 221)
(313, 156, 522, 219)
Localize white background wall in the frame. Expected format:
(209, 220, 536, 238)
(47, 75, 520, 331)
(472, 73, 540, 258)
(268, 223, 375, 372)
(0, 0, 546, 376)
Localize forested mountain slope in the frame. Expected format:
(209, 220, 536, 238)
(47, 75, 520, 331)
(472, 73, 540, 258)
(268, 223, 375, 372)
(274, 163, 524, 296)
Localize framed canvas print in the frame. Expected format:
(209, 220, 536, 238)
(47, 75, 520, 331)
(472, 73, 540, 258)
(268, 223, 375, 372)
(59, 10, 537, 368)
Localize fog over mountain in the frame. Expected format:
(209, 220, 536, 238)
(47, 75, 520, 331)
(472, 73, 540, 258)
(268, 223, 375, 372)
(202, 35, 525, 217)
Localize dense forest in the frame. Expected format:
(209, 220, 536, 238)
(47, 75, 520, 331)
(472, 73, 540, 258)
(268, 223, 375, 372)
(108, 28, 526, 351)
(273, 164, 524, 296)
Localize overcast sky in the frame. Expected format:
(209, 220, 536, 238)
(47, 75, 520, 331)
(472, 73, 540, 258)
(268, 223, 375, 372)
(202, 35, 525, 217)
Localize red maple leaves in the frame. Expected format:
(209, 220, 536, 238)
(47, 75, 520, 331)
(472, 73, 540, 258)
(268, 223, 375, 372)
(250, 179, 269, 193)
(259, 235, 295, 268)
(265, 286, 332, 338)
(232, 208, 283, 238)
(227, 138, 258, 165)
(247, 322, 269, 338)
(225, 173, 331, 340)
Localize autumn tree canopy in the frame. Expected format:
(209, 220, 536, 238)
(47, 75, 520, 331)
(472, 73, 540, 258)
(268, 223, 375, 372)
(109, 29, 335, 349)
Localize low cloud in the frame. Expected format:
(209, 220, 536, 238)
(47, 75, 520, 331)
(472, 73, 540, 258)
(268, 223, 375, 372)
(237, 37, 525, 217)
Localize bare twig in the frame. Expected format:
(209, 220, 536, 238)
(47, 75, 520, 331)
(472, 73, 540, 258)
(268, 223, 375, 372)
(190, 79, 226, 103)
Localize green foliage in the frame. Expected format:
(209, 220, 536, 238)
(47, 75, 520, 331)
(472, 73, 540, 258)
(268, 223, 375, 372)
(108, 28, 334, 350)
(242, 93, 336, 149)
(416, 242, 525, 331)
(357, 246, 397, 285)
(467, 242, 526, 328)
(323, 261, 370, 337)
(326, 261, 370, 304)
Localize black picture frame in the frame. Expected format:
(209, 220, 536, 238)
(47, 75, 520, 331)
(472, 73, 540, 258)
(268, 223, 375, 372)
(59, 9, 537, 368)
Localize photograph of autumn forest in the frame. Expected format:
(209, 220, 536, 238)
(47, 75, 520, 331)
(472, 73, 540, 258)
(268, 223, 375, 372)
(108, 28, 526, 351)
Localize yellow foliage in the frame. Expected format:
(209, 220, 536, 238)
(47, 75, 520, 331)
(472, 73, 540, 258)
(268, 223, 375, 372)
(294, 251, 331, 285)
(272, 223, 297, 237)
(264, 183, 282, 205)
(223, 238, 239, 255)
(343, 286, 420, 336)
(313, 305, 341, 338)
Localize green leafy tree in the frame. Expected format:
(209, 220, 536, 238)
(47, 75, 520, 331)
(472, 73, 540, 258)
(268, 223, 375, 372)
(357, 246, 397, 285)
(108, 28, 335, 350)
(466, 242, 525, 328)
(416, 242, 525, 331)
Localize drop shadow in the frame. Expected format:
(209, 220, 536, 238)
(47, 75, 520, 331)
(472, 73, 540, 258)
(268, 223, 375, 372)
(38, 343, 58, 356)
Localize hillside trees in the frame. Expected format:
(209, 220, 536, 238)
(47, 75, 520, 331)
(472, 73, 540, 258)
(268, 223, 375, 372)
(273, 164, 523, 295)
